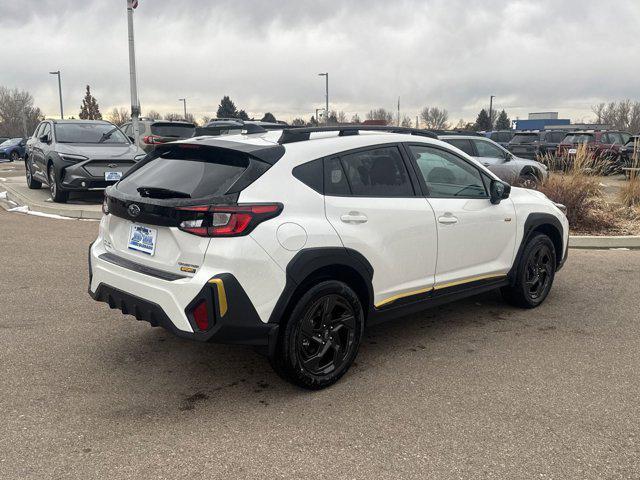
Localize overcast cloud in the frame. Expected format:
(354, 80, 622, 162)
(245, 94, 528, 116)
(1, 0, 639, 123)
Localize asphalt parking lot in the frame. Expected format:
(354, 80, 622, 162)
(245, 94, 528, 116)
(1, 208, 639, 479)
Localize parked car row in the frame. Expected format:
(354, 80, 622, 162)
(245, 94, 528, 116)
(0, 137, 27, 162)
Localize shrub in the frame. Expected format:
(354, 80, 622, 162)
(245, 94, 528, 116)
(619, 139, 640, 208)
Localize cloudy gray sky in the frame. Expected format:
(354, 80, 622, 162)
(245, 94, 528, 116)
(1, 0, 639, 124)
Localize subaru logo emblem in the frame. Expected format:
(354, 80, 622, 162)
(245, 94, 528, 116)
(108, 163, 117, 168)
(128, 203, 141, 217)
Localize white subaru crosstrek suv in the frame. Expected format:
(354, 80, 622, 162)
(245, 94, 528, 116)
(89, 125, 569, 389)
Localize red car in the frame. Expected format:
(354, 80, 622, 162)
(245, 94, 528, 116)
(556, 130, 631, 172)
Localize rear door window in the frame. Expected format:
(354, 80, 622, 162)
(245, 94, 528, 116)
(117, 147, 251, 199)
(337, 146, 414, 197)
(150, 123, 195, 138)
(443, 138, 475, 156)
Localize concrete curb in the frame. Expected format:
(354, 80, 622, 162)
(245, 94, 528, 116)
(569, 235, 640, 249)
(1, 181, 102, 220)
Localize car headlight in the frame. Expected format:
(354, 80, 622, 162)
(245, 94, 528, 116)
(59, 153, 88, 162)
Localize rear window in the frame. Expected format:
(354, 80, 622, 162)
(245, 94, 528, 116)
(510, 134, 538, 144)
(568, 134, 594, 144)
(150, 123, 195, 138)
(117, 147, 249, 199)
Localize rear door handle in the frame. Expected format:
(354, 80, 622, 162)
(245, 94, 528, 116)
(438, 215, 458, 225)
(340, 212, 368, 224)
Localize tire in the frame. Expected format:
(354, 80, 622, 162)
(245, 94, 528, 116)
(48, 164, 68, 203)
(518, 171, 539, 189)
(501, 233, 556, 308)
(9, 151, 19, 162)
(271, 280, 364, 390)
(25, 159, 42, 189)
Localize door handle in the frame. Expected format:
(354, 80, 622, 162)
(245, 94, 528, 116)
(340, 212, 368, 224)
(438, 215, 458, 225)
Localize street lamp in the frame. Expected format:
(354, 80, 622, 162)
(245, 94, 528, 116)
(178, 98, 187, 119)
(49, 71, 63, 119)
(318, 73, 329, 124)
(489, 95, 495, 130)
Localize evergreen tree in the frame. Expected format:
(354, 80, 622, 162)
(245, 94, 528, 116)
(79, 85, 102, 120)
(495, 110, 511, 130)
(216, 96, 238, 118)
(237, 109, 249, 121)
(309, 116, 318, 126)
(474, 109, 491, 131)
(261, 112, 277, 122)
(291, 118, 306, 126)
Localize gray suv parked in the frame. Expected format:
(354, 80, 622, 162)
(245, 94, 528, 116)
(439, 134, 548, 187)
(25, 119, 145, 203)
(121, 118, 196, 153)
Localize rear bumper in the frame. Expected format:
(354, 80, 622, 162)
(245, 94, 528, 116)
(88, 241, 277, 347)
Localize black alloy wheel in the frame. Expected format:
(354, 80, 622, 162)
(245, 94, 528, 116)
(295, 294, 357, 376)
(524, 243, 553, 300)
(501, 233, 556, 308)
(271, 280, 364, 390)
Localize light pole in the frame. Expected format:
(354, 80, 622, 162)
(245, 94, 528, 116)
(126, 0, 141, 145)
(318, 73, 328, 124)
(178, 98, 187, 119)
(489, 95, 495, 130)
(49, 71, 63, 119)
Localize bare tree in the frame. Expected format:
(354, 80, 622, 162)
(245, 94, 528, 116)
(591, 100, 640, 132)
(164, 112, 183, 121)
(337, 111, 347, 124)
(0, 87, 44, 137)
(201, 115, 212, 125)
(351, 113, 361, 124)
(291, 118, 306, 126)
(420, 106, 450, 129)
(366, 108, 393, 124)
(400, 115, 412, 128)
(145, 109, 162, 120)
(106, 107, 130, 126)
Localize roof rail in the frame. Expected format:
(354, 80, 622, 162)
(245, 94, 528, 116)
(277, 126, 437, 144)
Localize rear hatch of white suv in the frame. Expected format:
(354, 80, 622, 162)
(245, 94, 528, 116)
(102, 139, 284, 278)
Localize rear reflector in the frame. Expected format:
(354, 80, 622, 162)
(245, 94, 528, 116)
(176, 203, 282, 237)
(192, 300, 209, 331)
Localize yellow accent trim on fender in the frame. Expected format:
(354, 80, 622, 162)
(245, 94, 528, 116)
(208, 278, 228, 317)
(433, 273, 507, 291)
(374, 286, 434, 308)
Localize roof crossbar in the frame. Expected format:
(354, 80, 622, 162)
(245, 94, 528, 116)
(277, 126, 438, 144)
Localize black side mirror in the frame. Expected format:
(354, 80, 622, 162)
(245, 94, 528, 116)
(39, 134, 50, 144)
(504, 151, 513, 161)
(128, 135, 136, 142)
(490, 179, 511, 204)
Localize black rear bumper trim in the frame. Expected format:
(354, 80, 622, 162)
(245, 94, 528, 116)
(98, 252, 188, 281)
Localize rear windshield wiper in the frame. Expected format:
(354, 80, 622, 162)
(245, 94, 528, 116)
(137, 186, 191, 199)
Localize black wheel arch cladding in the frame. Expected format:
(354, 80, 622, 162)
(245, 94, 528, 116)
(268, 247, 374, 325)
(509, 212, 564, 284)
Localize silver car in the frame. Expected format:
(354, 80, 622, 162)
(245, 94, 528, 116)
(439, 134, 548, 187)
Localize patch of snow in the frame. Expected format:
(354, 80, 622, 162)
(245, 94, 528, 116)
(8, 204, 75, 220)
(8, 205, 29, 213)
(0, 191, 6, 199)
(609, 247, 630, 251)
(0, 177, 7, 181)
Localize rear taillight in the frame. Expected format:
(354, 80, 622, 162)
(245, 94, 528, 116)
(142, 135, 163, 145)
(176, 203, 283, 237)
(192, 300, 210, 331)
